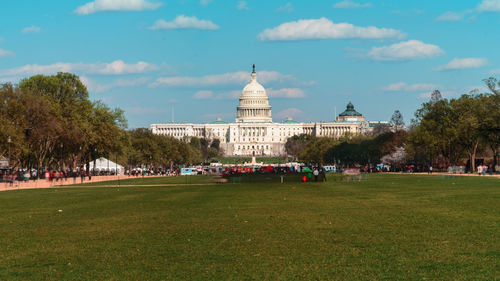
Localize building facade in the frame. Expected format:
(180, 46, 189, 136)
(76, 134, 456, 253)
(151, 66, 387, 157)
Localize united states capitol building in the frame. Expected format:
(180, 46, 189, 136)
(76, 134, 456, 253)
(151, 66, 388, 157)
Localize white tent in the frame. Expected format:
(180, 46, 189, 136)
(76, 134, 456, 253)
(85, 157, 124, 175)
(0, 156, 8, 169)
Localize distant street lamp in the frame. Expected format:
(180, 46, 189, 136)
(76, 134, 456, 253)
(79, 146, 82, 171)
(60, 143, 63, 171)
(7, 136, 11, 172)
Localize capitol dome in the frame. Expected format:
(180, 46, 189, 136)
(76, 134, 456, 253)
(242, 73, 266, 96)
(236, 65, 272, 123)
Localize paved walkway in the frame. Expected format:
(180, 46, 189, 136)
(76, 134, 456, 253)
(406, 172, 500, 178)
(0, 175, 160, 192)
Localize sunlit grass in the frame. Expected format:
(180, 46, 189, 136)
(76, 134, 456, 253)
(0, 174, 498, 280)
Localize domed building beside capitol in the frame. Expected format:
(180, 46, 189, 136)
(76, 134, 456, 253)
(151, 65, 389, 157)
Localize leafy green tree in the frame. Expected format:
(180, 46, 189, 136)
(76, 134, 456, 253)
(285, 134, 312, 161)
(430, 90, 442, 103)
(408, 98, 461, 167)
(451, 94, 487, 172)
(299, 137, 338, 166)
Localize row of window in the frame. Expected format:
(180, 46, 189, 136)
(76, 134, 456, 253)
(237, 145, 270, 150)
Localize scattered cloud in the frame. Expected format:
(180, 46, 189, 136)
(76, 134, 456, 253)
(267, 88, 306, 98)
(151, 70, 296, 87)
(467, 85, 490, 93)
(125, 106, 167, 115)
(194, 90, 213, 99)
(237, 1, 249, 10)
(200, 0, 212, 6)
(436, 11, 464, 21)
(74, 0, 162, 15)
(436, 1, 500, 23)
(367, 40, 444, 61)
(22, 26, 41, 34)
(0, 49, 14, 58)
(436, 10, 474, 21)
(277, 2, 293, 12)
(435, 58, 488, 71)
(149, 15, 219, 30)
(0, 60, 159, 76)
(274, 108, 303, 119)
(418, 91, 456, 99)
(193, 89, 240, 99)
(391, 9, 424, 17)
(258, 17, 404, 41)
(333, 0, 372, 9)
(215, 90, 241, 99)
(193, 88, 305, 99)
(477, 0, 500, 12)
(383, 82, 440, 92)
(80, 76, 150, 93)
(201, 112, 235, 120)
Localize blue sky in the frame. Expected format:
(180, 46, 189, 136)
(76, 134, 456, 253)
(1, 0, 499, 128)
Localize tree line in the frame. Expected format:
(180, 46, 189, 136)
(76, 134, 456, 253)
(0, 72, 221, 175)
(1, 72, 498, 174)
(286, 78, 499, 172)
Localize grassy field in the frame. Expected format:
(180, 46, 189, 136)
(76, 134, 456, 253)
(0, 174, 498, 280)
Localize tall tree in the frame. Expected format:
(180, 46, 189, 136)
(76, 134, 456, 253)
(430, 90, 442, 103)
(299, 137, 338, 166)
(285, 134, 311, 161)
(479, 82, 500, 171)
(390, 110, 405, 132)
(483, 77, 500, 95)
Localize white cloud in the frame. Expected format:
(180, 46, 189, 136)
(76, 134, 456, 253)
(277, 2, 293, 12)
(74, 0, 162, 15)
(216, 90, 241, 99)
(149, 15, 219, 30)
(435, 58, 488, 71)
(258, 17, 404, 41)
(200, 0, 212, 6)
(0, 49, 14, 58)
(274, 108, 303, 119)
(477, 0, 500, 12)
(192, 88, 305, 99)
(201, 112, 235, 120)
(333, 0, 372, 8)
(467, 85, 490, 93)
(151, 70, 295, 87)
(383, 82, 440, 92)
(367, 40, 445, 61)
(192, 89, 240, 99)
(237, 1, 249, 10)
(22, 26, 41, 34)
(418, 91, 456, 99)
(125, 106, 167, 115)
(267, 88, 306, 98)
(80, 76, 150, 93)
(0, 60, 158, 76)
(0, 76, 20, 83)
(436, 11, 464, 21)
(193, 90, 214, 99)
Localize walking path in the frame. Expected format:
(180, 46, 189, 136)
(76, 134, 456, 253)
(0, 175, 146, 192)
(407, 172, 500, 178)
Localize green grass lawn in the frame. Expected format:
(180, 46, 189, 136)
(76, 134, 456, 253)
(0, 175, 498, 280)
